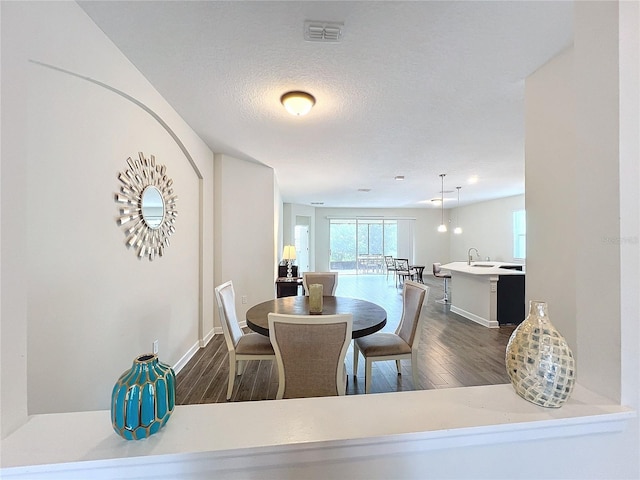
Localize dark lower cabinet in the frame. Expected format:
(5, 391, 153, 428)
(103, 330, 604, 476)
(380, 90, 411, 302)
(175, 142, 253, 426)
(275, 278, 303, 298)
(497, 275, 526, 325)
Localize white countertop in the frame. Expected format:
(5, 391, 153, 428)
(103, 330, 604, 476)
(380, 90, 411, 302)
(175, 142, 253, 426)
(441, 261, 526, 276)
(0, 384, 632, 477)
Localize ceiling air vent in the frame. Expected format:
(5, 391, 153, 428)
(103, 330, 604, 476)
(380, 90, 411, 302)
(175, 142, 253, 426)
(304, 21, 343, 42)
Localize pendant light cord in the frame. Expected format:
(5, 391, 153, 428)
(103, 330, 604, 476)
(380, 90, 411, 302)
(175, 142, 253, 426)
(440, 174, 445, 225)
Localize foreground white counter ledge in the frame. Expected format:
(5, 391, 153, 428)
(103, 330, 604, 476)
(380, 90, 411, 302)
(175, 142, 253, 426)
(1, 384, 633, 479)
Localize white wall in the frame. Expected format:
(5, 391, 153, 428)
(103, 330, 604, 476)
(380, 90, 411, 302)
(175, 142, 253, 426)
(527, 2, 624, 400)
(1, 1, 215, 424)
(525, 47, 578, 361)
(275, 181, 284, 277)
(314, 207, 450, 272)
(282, 203, 293, 248)
(449, 195, 525, 263)
(282, 203, 316, 272)
(214, 154, 276, 324)
(523, 1, 639, 476)
(573, 0, 623, 403)
(618, 0, 640, 416)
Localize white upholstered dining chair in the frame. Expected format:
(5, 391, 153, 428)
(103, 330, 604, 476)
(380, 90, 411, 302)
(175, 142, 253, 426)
(353, 280, 429, 393)
(214, 280, 275, 400)
(302, 272, 339, 296)
(268, 313, 352, 399)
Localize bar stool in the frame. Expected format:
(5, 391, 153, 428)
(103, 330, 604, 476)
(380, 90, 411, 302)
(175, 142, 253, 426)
(432, 263, 451, 304)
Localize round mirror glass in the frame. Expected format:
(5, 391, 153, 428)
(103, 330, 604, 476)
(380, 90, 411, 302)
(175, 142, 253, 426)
(141, 186, 165, 229)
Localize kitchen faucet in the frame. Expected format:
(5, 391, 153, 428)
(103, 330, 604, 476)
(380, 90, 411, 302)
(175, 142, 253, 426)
(467, 248, 479, 265)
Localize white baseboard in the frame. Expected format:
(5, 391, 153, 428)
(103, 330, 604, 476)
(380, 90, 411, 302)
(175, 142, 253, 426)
(450, 305, 499, 328)
(199, 328, 216, 348)
(173, 327, 220, 374)
(172, 342, 200, 375)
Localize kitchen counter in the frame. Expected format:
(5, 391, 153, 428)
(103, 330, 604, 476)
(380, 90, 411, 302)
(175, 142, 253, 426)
(440, 262, 525, 328)
(440, 261, 525, 275)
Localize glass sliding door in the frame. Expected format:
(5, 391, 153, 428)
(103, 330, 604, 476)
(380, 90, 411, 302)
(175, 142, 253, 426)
(330, 218, 398, 274)
(383, 220, 398, 258)
(357, 219, 384, 274)
(329, 219, 357, 273)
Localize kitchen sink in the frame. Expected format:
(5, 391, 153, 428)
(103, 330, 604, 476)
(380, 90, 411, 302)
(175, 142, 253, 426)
(471, 264, 494, 268)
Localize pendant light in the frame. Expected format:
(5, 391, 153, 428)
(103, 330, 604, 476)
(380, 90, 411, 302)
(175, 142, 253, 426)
(437, 174, 447, 232)
(454, 186, 463, 235)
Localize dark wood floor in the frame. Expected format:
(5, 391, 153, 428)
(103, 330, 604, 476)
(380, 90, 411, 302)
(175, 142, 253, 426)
(176, 274, 517, 404)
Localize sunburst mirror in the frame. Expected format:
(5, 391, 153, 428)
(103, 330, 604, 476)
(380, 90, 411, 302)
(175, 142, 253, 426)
(115, 152, 178, 261)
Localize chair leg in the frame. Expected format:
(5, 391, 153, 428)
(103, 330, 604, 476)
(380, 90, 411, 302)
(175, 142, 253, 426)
(353, 342, 360, 376)
(436, 277, 450, 304)
(444, 278, 449, 302)
(237, 360, 245, 375)
(227, 355, 236, 400)
(395, 359, 402, 374)
(338, 364, 348, 396)
(365, 359, 372, 394)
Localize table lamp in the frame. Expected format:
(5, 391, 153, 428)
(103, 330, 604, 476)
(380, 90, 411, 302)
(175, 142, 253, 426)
(282, 245, 296, 278)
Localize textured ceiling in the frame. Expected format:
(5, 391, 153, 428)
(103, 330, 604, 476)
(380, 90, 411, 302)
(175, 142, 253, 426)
(80, 1, 573, 209)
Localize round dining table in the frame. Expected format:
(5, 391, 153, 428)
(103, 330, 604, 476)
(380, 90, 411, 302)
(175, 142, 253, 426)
(246, 296, 387, 339)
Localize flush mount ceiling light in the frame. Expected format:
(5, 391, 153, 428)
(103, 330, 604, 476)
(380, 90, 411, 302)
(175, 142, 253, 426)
(281, 91, 315, 116)
(437, 173, 448, 233)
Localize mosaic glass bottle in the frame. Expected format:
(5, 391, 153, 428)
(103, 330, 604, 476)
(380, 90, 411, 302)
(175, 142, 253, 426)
(505, 301, 575, 408)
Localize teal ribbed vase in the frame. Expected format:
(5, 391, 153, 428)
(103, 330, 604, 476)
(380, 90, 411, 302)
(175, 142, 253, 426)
(111, 354, 176, 440)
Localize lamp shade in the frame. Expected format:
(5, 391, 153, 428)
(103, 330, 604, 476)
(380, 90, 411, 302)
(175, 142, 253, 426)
(281, 91, 315, 116)
(282, 245, 296, 260)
